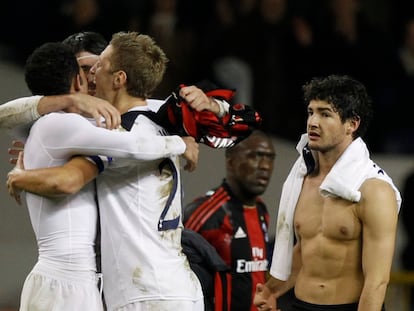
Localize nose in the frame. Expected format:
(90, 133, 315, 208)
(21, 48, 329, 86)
(258, 156, 274, 171)
(90, 63, 97, 75)
(307, 114, 319, 129)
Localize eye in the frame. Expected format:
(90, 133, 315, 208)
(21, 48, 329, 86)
(81, 66, 91, 74)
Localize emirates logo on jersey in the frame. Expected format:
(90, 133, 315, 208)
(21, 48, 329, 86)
(236, 259, 268, 273)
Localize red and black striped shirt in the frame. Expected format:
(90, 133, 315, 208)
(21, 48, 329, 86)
(184, 181, 270, 311)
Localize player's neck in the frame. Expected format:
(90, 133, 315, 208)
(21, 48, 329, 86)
(115, 94, 147, 114)
(243, 204, 256, 209)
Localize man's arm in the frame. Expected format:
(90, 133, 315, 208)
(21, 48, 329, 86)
(179, 85, 229, 117)
(7, 134, 198, 203)
(33, 112, 188, 161)
(0, 96, 41, 129)
(0, 94, 121, 129)
(180, 136, 199, 172)
(7, 152, 98, 204)
(254, 242, 300, 311)
(358, 179, 398, 310)
(1, 85, 227, 130)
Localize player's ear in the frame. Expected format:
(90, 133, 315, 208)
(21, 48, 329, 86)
(113, 70, 127, 88)
(74, 73, 83, 92)
(346, 115, 360, 135)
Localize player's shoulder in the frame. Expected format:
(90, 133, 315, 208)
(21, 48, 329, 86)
(184, 195, 210, 215)
(359, 178, 399, 217)
(33, 112, 92, 136)
(360, 178, 396, 201)
(184, 188, 227, 218)
(34, 111, 70, 126)
(40, 111, 83, 121)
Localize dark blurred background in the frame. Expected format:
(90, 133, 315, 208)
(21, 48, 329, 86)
(0, 0, 413, 154)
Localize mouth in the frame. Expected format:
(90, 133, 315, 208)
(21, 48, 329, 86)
(308, 131, 320, 140)
(88, 85, 96, 94)
(257, 175, 270, 185)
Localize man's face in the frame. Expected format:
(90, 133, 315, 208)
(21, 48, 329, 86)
(306, 100, 353, 152)
(76, 51, 100, 96)
(228, 136, 275, 196)
(77, 64, 89, 94)
(90, 45, 115, 101)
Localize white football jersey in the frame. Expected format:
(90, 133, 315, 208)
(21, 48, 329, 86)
(23, 110, 186, 274)
(95, 107, 203, 310)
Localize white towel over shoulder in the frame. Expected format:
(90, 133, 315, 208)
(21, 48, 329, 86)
(269, 134, 402, 281)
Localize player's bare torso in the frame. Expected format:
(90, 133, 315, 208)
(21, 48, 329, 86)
(293, 174, 364, 304)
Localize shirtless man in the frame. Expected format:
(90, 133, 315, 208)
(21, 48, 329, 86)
(254, 74, 401, 311)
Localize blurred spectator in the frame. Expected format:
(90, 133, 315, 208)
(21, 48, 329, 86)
(246, 0, 292, 138)
(145, 0, 198, 98)
(193, 0, 303, 139)
(0, 0, 62, 64)
(401, 168, 414, 310)
(209, 0, 252, 106)
(314, 0, 396, 152)
(402, 169, 414, 269)
(389, 0, 414, 42)
(60, 0, 101, 30)
(315, 0, 391, 86)
(379, 16, 414, 153)
(189, 0, 258, 107)
(0, 0, 413, 154)
(56, 0, 129, 41)
(245, 0, 317, 141)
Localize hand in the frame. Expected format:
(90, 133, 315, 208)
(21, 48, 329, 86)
(181, 136, 199, 172)
(65, 93, 121, 129)
(254, 283, 279, 311)
(8, 140, 25, 165)
(7, 151, 25, 205)
(180, 86, 220, 114)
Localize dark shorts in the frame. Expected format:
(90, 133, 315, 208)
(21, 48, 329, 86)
(291, 295, 385, 311)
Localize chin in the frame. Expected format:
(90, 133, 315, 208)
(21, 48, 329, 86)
(307, 141, 320, 149)
(252, 185, 266, 195)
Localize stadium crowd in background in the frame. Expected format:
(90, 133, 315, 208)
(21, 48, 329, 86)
(1, 0, 414, 154)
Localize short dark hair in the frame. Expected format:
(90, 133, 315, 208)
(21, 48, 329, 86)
(225, 130, 271, 157)
(302, 74, 373, 138)
(25, 42, 80, 96)
(62, 31, 107, 55)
